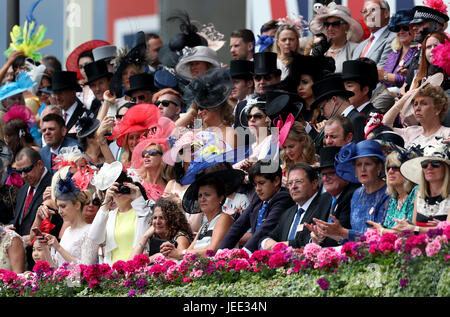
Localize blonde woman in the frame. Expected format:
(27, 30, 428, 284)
(274, 24, 302, 80)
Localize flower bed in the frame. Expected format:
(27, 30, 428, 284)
(1, 222, 449, 297)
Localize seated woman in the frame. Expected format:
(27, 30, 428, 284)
(159, 168, 244, 259)
(394, 140, 450, 234)
(0, 226, 25, 273)
(89, 163, 152, 265)
(367, 148, 418, 233)
(128, 198, 194, 262)
(383, 84, 450, 150)
(39, 177, 99, 268)
(313, 140, 390, 243)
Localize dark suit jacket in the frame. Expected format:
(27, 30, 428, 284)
(321, 183, 360, 247)
(66, 98, 87, 139)
(11, 171, 52, 236)
(262, 189, 331, 248)
(219, 188, 295, 252)
(358, 102, 380, 117)
(346, 108, 367, 143)
(39, 137, 82, 174)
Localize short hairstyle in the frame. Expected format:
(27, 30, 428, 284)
(41, 55, 62, 74)
(42, 113, 66, 128)
(145, 33, 161, 41)
(287, 162, 318, 183)
(325, 115, 354, 138)
(260, 20, 278, 33)
(414, 84, 449, 122)
(248, 160, 282, 185)
(230, 29, 255, 44)
(365, 0, 390, 10)
(42, 104, 63, 116)
(151, 88, 182, 105)
(16, 147, 41, 164)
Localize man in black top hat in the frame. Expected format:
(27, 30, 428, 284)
(52, 71, 87, 138)
(342, 59, 381, 117)
(229, 60, 254, 108)
(125, 72, 158, 104)
(306, 146, 360, 247)
(84, 60, 113, 117)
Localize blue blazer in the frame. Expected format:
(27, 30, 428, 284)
(39, 137, 82, 174)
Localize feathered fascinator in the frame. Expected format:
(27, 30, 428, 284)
(432, 40, 450, 76)
(52, 146, 88, 171)
(423, 0, 448, 15)
(55, 176, 81, 201)
(72, 164, 97, 191)
(75, 112, 100, 138)
(277, 13, 309, 35)
(4, 0, 52, 62)
(364, 112, 384, 139)
(273, 113, 295, 148)
(390, 143, 419, 164)
(2, 104, 37, 127)
(197, 23, 225, 51)
(0, 72, 37, 101)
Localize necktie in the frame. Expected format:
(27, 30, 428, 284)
(23, 186, 35, 219)
(328, 197, 337, 223)
(288, 207, 304, 241)
(360, 34, 375, 57)
(254, 201, 269, 232)
(51, 153, 57, 168)
(63, 112, 68, 123)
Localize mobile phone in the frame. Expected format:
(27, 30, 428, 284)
(32, 228, 43, 236)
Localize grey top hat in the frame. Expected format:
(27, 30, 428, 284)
(93, 45, 117, 62)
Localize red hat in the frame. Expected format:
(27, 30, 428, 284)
(110, 104, 161, 147)
(66, 40, 110, 80)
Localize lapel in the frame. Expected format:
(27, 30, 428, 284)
(66, 99, 86, 131)
(19, 171, 51, 225)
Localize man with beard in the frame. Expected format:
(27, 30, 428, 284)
(146, 33, 163, 72)
(229, 29, 255, 61)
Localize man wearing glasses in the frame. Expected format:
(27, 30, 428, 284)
(152, 88, 183, 122)
(125, 73, 158, 105)
(352, 0, 396, 68)
(8, 147, 52, 270)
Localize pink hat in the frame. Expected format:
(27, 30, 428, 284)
(273, 113, 295, 148)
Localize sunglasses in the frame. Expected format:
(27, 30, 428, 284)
(421, 160, 443, 169)
(131, 95, 147, 103)
(386, 165, 401, 172)
(246, 113, 265, 121)
(323, 20, 345, 28)
(399, 25, 410, 32)
(14, 161, 38, 174)
(116, 114, 124, 120)
(142, 149, 163, 158)
(155, 100, 179, 108)
(89, 198, 102, 206)
(254, 74, 274, 81)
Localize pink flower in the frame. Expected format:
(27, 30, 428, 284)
(215, 260, 227, 270)
(365, 229, 380, 244)
(272, 243, 288, 253)
(425, 238, 442, 257)
(229, 258, 250, 271)
(316, 248, 339, 269)
(153, 254, 167, 264)
(411, 247, 422, 258)
(379, 241, 395, 253)
(268, 252, 287, 268)
(303, 243, 322, 260)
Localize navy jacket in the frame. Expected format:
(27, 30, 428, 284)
(39, 137, 82, 174)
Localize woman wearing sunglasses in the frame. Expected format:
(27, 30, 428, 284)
(394, 141, 450, 234)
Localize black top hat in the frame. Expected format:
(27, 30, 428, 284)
(253, 52, 281, 76)
(410, 5, 449, 25)
(342, 60, 378, 91)
(75, 112, 101, 138)
(84, 60, 113, 85)
(230, 60, 254, 80)
(388, 9, 415, 32)
(51, 71, 82, 92)
(315, 146, 341, 171)
(265, 91, 304, 122)
(124, 73, 158, 96)
(311, 73, 354, 109)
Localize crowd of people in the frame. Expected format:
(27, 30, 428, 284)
(0, 0, 449, 275)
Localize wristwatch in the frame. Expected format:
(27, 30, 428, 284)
(414, 226, 420, 235)
(383, 73, 389, 81)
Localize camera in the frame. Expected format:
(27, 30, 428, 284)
(116, 184, 131, 194)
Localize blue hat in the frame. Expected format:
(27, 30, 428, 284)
(154, 69, 179, 90)
(0, 72, 37, 101)
(55, 176, 80, 201)
(335, 140, 386, 183)
(388, 10, 415, 32)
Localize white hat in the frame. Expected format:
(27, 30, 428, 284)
(175, 46, 221, 80)
(400, 139, 450, 185)
(90, 161, 124, 191)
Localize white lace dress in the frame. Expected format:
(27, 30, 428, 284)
(52, 224, 99, 268)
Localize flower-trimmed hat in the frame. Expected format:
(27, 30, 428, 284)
(55, 176, 81, 201)
(335, 140, 386, 183)
(90, 161, 124, 191)
(400, 138, 450, 185)
(175, 46, 221, 81)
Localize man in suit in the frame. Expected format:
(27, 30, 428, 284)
(39, 113, 81, 174)
(306, 146, 360, 247)
(9, 147, 52, 270)
(342, 59, 381, 117)
(352, 0, 396, 68)
(52, 71, 86, 138)
(219, 161, 295, 253)
(324, 116, 354, 147)
(259, 163, 330, 250)
(124, 73, 158, 105)
(311, 73, 367, 143)
(84, 60, 113, 117)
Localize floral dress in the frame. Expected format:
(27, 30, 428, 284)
(383, 186, 418, 229)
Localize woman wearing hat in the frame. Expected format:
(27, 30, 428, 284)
(175, 46, 221, 81)
(309, 2, 364, 72)
(383, 83, 450, 149)
(39, 177, 99, 268)
(313, 140, 390, 242)
(379, 10, 417, 91)
(393, 141, 450, 234)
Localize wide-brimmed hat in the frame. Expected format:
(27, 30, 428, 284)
(84, 60, 113, 85)
(175, 46, 221, 80)
(92, 45, 117, 62)
(410, 5, 449, 25)
(253, 52, 281, 76)
(265, 91, 304, 122)
(91, 161, 124, 191)
(125, 73, 158, 96)
(0, 72, 37, 101)
(388, 9, 415, 32)
(311, 73, 354, 109)
(315, 146, 342, 171)
(51, 71, 82, 92)
(400, 139, 450, 185)
(342, 60, 378, 91)
(230, 60, 254, 80)
(309, 2, 364, 42)
(183, 68, 232, 109)
(182, 168, 245, 214)
(373, 130, 405, 149)
(65, 40, 110, 80)
(75, 112, 101, 138)
(335, 140, 386, 183)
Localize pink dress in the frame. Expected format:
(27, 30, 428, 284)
(393, 125, 450, 149)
